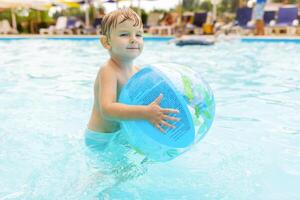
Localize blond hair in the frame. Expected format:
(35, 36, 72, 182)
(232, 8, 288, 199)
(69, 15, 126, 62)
(101, 8, 143, 38)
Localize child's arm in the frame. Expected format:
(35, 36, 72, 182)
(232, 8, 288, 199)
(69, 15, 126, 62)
(99, 66, 179, 132)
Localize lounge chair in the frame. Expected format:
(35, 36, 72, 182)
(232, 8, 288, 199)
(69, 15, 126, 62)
(73, 20, 85, 35)
(0, 20, 18, 34)
(67, 17, 76, 29)
(230, 7, 254, 34)
(191, 12, 207, 34)
(265, 6, 299, 35)
(177, 12, 207, 35)
(39, 16, 72, 35)
(83, 18, 102, 35)
(148, 12, 178, 36)
(264, 11, 276, 25)
(93, 18, 102, 31)
(145, 12, 163, 34)
(216, 7, 253, 35)
(92, 18, 102, 35)
(261, 10, 276, 34)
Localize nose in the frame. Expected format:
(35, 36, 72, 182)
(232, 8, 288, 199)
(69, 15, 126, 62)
(129, 35, 137, 44)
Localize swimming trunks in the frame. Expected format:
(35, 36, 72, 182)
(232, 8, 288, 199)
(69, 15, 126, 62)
(84, 128, 119, 151)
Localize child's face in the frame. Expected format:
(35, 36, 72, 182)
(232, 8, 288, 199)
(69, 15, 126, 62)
(108, 19, 144, 61)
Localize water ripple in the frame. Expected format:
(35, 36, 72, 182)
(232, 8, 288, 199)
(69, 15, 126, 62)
(1, 39, 300, 199)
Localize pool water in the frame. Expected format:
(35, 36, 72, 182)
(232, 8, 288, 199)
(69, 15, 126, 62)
(0, 38, 300, 199)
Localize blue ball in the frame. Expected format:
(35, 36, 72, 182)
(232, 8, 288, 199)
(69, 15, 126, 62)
(119, 64, 215, 162)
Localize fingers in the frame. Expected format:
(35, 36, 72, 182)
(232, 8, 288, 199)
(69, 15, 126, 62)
(163, 115, 180, 122)
(153, 93, 163, 105)
(153, 118, 178, 133)
(160, 121, 175, 129)
(161, 108, 179, 114)
(155, 123, 165, 133)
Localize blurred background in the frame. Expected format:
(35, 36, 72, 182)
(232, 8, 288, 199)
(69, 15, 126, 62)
(0, 0, 300, 36)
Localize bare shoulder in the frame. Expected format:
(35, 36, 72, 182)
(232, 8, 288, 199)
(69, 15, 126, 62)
(98, 62, 117, 79)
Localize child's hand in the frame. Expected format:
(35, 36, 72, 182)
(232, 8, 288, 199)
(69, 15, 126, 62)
(145, 94, 180, 133)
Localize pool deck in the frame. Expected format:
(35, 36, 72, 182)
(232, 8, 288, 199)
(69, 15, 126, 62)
(1, 34, 300, 43)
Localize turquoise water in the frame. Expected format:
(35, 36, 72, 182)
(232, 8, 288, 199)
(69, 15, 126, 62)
(0, 38, 300, 199)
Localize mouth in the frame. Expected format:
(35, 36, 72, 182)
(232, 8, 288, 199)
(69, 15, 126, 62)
(126, 47, 140, 50)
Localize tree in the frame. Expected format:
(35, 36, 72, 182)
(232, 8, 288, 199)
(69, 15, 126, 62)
(182, 0, 201, 11)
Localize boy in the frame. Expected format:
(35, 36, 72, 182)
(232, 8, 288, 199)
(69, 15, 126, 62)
(86, 8, 180, 151)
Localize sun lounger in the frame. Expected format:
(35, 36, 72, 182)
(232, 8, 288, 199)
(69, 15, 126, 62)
(82, 18, 102, 35)
(145, 12, 163, 34)
(264, 11, 276, 25)
(230, 7, 254, 35)
(265, 6, 299, 35)
(183, 12, 208, 35)
(0, 20, 18, 34)
(148, 12, 178, 36)
(39, 16, 72, 35)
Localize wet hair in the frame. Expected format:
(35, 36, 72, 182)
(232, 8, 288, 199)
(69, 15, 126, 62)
(101, 8, 143, 38)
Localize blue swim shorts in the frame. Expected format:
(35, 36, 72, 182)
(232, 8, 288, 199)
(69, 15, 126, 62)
(84, 128, 120, 151)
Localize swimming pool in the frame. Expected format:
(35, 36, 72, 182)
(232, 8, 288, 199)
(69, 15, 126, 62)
(0, 38, 299, 199)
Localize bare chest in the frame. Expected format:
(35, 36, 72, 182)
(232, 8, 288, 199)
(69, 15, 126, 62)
(116, 68, 139, 96)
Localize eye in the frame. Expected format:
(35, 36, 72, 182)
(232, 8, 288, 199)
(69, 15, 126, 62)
(136, 33, 143, 37)
(120, 33, 129, 37)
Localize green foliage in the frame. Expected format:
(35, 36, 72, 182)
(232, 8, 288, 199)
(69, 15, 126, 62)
(218, 0, 239, 13)
(0, 10, 11, 21)
(152, 9, 167, 13)
(65, 7, 84, 18)
(130, 7, 148, 25)
(182, 0, 213, 12)
(182, 0, 200, 11)
(40, 11, 54, 23)
(198, 0, 212, 12)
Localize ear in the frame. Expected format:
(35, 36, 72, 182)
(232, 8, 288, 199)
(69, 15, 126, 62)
(100, 36, 111, 50)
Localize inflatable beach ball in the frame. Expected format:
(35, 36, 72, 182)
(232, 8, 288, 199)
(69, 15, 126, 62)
(119, 63, 215, 162)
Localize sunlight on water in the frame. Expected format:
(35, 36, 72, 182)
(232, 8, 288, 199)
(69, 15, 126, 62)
(0, 39, 300, 199)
